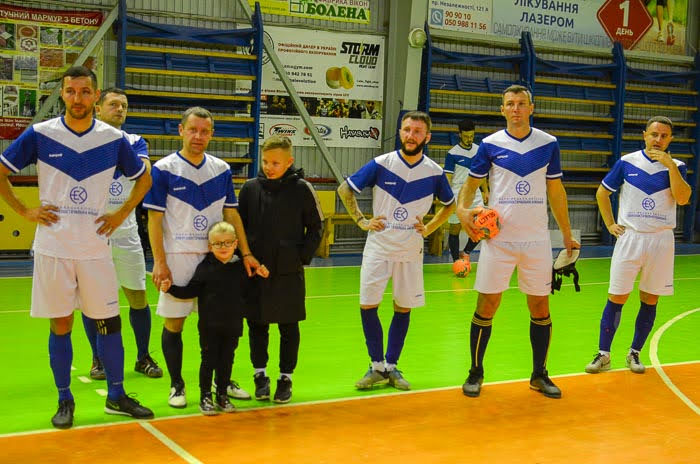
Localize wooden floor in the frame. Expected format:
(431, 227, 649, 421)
(3, 363, 698, 464)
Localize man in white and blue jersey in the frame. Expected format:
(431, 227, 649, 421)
(338, 111, 455, 390)
(81, 88, 163, 381)
(0, 66, 154, 429)
(585, 116, 690, 375)
(144, 107, 259, 408)
(443, 119, 488, 265)
(457, 84, 579, 399)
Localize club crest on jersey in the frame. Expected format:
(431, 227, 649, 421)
(642, 198, 656, 210)
(193, 215, 208, 231)
(69, 186, 87, 204)
(515, 180, 531, 195)
(109, 181, 123, 196)
(393, 207, 408, 221)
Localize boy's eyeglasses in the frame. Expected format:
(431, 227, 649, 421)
(210, 240, 235, 249)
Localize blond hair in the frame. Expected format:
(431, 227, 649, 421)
(208, 221, 236, 241)
(261, 135, 292, 152)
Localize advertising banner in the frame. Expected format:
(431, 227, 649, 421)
(255, 25, 384, 148)
(428, 0, 689, 56)
(250, 0, 371, 25)
(0, 3, 104, 139)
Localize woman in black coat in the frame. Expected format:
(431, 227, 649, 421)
(238, 135, 323, 403)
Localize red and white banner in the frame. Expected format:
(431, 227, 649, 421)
(0, 4, 104, 139)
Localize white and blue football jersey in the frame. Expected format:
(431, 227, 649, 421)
(602, 150, 686, 233)
(0, 117, 145, 259)
(143, 152, 237, 253)
(469, 128, 562, 242)
(444, 142, 483, 206)
(348, 150, 454, 262)
(107, 132, 149, 240)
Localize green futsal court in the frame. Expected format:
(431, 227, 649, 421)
(1, 255, 699, 435)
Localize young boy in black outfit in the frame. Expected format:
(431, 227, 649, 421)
(238, 135, 323, 403)
(161, 221, 269, 415)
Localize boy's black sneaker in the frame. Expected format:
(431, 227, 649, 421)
(273, 377, 292, 404)
(134, 354, 163, 378)
(254, 372, 271, 400)
(90, 357, 106, 380)
(51, 399, 75, 429)
(199, 395, 218, 416)
(105, 394, 155, 418)
(215, 393, 236, 413)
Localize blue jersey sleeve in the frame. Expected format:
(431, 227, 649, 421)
(468, 144, 490, 178)
(443, 153, 456, 174)
(117, 136, 146, 180)
(436, 172, 455, 205)
(143, 165, 168, 211)
(347, 159, 378, 193)
(131, 136, 149, 159)
(545, 141, 563, 178)
(0, 127, 38, 173)
(224, 168, 238, 208)
(678, 162, 687, 180)
(601, 159, 625, 192)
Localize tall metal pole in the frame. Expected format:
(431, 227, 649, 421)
(30, 4, 120, 126)
(237, 0, 344, 183)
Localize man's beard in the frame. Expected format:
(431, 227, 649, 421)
(67, 105, 92, 120)
(401, 138, 427, 156)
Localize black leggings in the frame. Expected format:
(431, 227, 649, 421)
(198, 325, 239, 396)
(247, 320, 300, 374)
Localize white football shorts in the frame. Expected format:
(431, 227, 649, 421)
(360, 256, 425, 308)
(608, 228, 674, 296)
(111, 234, 146, 291)
(448, 188, 484, 225)
(31, 253, 120, 319)
(474, 239, 553, 296)
(155, 252, 206, 318)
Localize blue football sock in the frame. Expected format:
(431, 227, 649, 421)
(360, 307, 384, 363)
(631, 302, 657, 351)
(385, 311, 410, 365)
(97, 332, 126, 401)
(49, 332, 73, 402)
(599, 300, 623, 352)
(81, 313, 98, 359)
(129, 306, 151, 361)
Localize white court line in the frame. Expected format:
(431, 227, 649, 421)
(77, 376, 91, 384)
(139, 422, 203, 464)
(649, 307, 700, 415)
(1, 358, 697, 441)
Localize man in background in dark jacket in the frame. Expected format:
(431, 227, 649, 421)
(238, 135, 324, 403)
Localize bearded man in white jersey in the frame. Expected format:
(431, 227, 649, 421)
(338, 111, 455, 391)
(457, 84, 580, 399)
(81, 87, 163, 381)
(0, 66, 154, 428)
